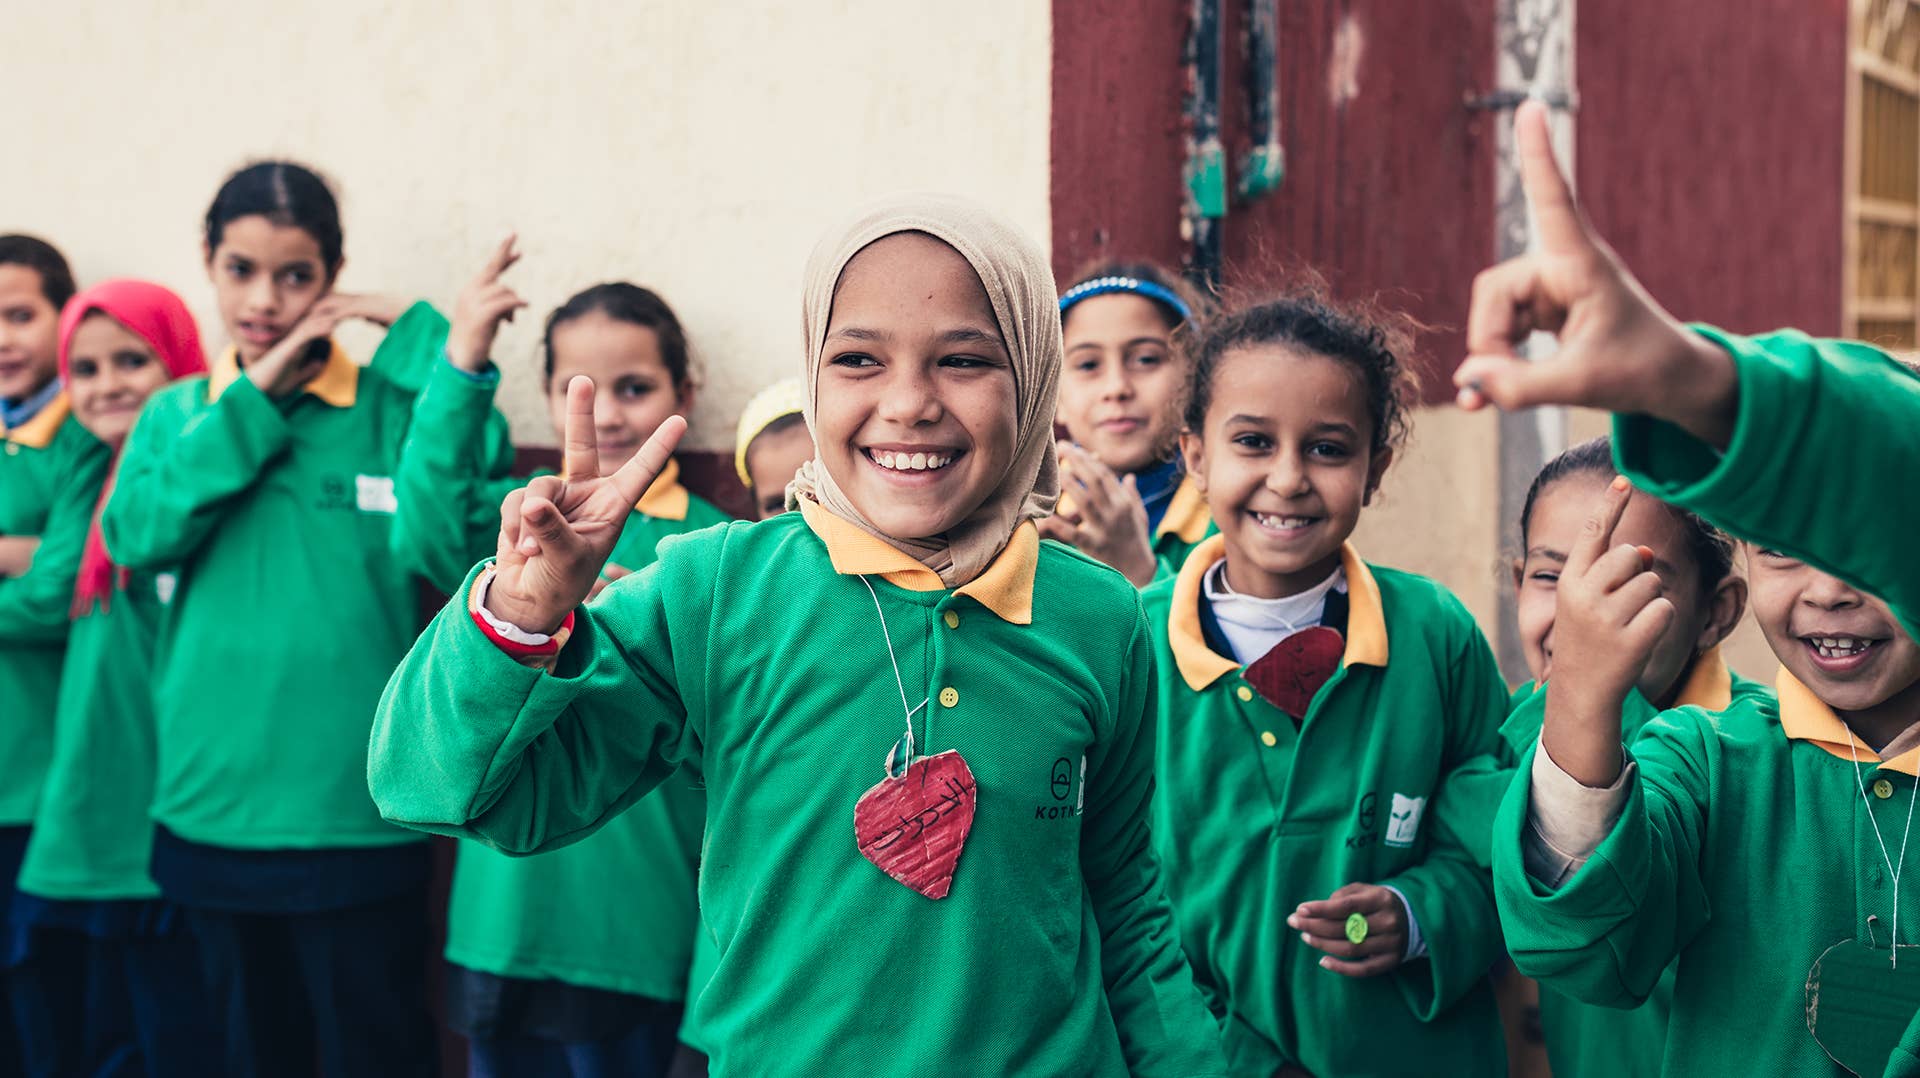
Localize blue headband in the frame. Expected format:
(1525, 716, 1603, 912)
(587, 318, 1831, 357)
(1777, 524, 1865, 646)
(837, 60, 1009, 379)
(1058, 275, 1192, 321)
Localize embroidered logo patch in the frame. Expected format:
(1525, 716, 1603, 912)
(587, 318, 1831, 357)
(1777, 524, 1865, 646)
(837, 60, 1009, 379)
(1035, 755, 1085, 821)
(355, 474, 398, 514)
(1385, 793, 1426, 848)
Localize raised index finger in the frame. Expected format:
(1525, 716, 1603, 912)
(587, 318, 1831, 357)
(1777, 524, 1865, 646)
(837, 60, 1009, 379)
(479, 232, 521, 283)
(1568, 475, 1634, 574)
(1515, 100, 1590, 256)
(562, 375, 600, 481)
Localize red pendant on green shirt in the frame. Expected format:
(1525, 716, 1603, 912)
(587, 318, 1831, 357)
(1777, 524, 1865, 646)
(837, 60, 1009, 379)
(1244, 626, 1344, 717)
(854, 750, 978, 900)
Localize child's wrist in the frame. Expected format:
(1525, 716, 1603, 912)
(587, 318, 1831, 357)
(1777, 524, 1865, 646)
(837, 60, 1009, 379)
(1657, 331, 1739, 449)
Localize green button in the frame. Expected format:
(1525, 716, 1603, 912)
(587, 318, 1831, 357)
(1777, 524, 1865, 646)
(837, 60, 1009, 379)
(1875, 778, 1896, 800)
(1345, 912, 1369, 945)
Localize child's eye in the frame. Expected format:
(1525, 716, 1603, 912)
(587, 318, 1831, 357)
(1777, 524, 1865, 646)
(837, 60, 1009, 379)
(225, 259, 253, 280)
(1307, 441, 1351, 460)
(1528, 571, 1560, 585)
(829, 352, 878, 369)
(939, 354, 995, 369)
(279, 267, 314, 287)
(615, 380, 655, 400)
(4, 308, 32, 325)
(1230, 432, 1272, 451)
(69, 359, 98, 378)
(1072, 357, 1101, 374)
(116, 351, 151, 371)
(1127, 350, 1166, 369)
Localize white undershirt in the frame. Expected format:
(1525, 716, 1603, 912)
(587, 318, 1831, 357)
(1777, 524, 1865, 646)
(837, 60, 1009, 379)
(1202, 561, 1347, 664)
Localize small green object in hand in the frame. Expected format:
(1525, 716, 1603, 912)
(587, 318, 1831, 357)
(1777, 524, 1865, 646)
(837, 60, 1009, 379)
(1345, 912, 1369, 946)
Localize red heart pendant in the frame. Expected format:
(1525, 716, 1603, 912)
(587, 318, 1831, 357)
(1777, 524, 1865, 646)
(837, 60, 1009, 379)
(854, 750, 978, 900)
(1244, 626, 1345, 717)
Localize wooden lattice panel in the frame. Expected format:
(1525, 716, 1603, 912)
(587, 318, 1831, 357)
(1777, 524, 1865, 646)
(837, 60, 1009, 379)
(1848, 0, 1920, 343)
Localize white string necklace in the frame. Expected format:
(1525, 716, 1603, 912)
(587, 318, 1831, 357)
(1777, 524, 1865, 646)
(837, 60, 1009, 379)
(859, 574, 929, 775)
(1849, 733, 1920, 967)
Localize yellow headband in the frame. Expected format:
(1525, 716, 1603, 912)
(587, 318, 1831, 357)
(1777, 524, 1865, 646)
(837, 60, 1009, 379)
(734, 377, 808, 485)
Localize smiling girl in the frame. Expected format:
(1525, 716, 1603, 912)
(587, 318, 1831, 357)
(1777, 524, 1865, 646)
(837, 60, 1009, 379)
(386, 240, 727, 1078)
(1042, 262, 1211, 585)
(100, 161, 464, 1078)
(1141, 294, 1511, 1076)
(8, 281, 215, 1078)
(369, 194, 1225, 1076)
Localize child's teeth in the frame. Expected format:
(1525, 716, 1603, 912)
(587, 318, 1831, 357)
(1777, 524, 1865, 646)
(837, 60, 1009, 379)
(873, 451, 951, 472)
(911, 452, 927, 469)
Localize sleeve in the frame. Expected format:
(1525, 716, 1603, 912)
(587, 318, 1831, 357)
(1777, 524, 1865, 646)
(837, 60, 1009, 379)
(101, 379, 293, 569)
(0, 434, 107, 643)
(365, 301, 451, 391)
(1077, 605, 1228, 1077)
(367, 536, 717, 854)
(1491, 710, 1715, 1009)
(1522, 744, 1635, 886)
(390, 355, 521, 592)
(1614, 327, 1920, 636)
(1376, 600, 1512, 1018)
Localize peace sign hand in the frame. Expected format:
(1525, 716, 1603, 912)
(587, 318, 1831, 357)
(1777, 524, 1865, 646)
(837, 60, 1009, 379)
(481, 377, 687, 634)
(446, 234, 528, 373)
(1540, 476, 1676, 787)
(1454, 102, 1738, 449)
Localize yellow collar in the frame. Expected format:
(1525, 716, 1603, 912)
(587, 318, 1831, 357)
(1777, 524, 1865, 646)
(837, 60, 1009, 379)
(208, 343, 358, 408)
(634, 458, 689, 521)
(1, 391, 71, 449)
(1671, 647, 1734, 711)
(1168, 534, 1389, 691)
(1155, 475, 1212, 543)
(796, 497, 1038, 624)
(1778, 667, 1920, 777)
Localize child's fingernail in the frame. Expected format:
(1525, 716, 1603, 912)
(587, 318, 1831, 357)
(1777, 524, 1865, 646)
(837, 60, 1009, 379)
(1611, 475, 1629, 491)
(1319, 957, 1332, 969)
(1301, 932, 1312, 944)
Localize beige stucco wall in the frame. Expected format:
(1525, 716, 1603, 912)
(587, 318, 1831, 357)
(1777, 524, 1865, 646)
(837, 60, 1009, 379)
(1, 1, 1053, 452)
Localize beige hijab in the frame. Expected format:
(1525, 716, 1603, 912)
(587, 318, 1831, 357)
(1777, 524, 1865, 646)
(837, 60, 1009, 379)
(789, 193, 1061, 587)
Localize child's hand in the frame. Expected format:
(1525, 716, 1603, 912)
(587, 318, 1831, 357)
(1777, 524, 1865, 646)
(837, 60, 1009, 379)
(1049, 443, 1158, 587)
(1453, 101, 1738, 449)
(1289, 883, 1410, 977)
(484, 377, 685, 634)
(587, 563, 631, 600)
(0, 535, 41, 576)
(1540, 476, 1676, 787)
(324, 292, 410, 328)
(446, 235, 528, 374)
(246, 302, 346, 399)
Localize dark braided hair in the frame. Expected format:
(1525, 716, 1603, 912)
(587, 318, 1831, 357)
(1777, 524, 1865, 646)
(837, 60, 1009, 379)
(1519, 436, 1735, 596)
(1185, 291, 1418, 459)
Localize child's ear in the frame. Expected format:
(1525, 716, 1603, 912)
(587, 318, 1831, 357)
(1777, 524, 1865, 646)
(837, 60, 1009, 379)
(1362, 447, 1394, 505)
(1510, 558, 1525, 595)
(1696, 575, 1750, 652)
(1179, 429, 1206, 492)
(202, 240, 216, 276)
(676, 378, 698, 417)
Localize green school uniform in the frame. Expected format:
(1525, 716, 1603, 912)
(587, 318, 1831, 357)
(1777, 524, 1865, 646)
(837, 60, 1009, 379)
(1142, 535, 1510, 1077)
(0, 394, 107, 824)
(1498, 653, 1770, 1078)
(17, 569, 173, 899)
(1494, 326, 1920, 1077)
(390, 354, 728, 1002)
(368, 506, 1227, 1077)
(101, 303, 480, 849)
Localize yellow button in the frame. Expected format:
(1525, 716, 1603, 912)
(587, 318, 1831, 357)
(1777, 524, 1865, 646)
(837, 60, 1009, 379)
(939, 687, 959, 708)
(1875, 778, 1896, 800)
(1236, 686, 1254, 702)
(1260, 731, 1278, 747)
(943, 610, 960, 629)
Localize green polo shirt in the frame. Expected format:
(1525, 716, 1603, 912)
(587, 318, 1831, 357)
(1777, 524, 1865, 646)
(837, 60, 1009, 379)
(369, 508, 1225, 1077)
(1142, 535, 1510, 1076)
(0, 393, 107, 825)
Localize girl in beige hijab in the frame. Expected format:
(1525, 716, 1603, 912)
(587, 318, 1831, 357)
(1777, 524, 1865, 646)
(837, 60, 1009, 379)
(369, 194, 1226, 1077)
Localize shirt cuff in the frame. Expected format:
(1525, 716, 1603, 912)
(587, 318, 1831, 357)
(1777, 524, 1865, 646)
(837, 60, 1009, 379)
(1522, 737, 1635, 889)
(443, 349, 500, 384)
(1380, 884, 1427, 961)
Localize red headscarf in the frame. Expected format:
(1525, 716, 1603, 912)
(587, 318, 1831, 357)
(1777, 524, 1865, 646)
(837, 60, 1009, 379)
(58, 280, 207, 618)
